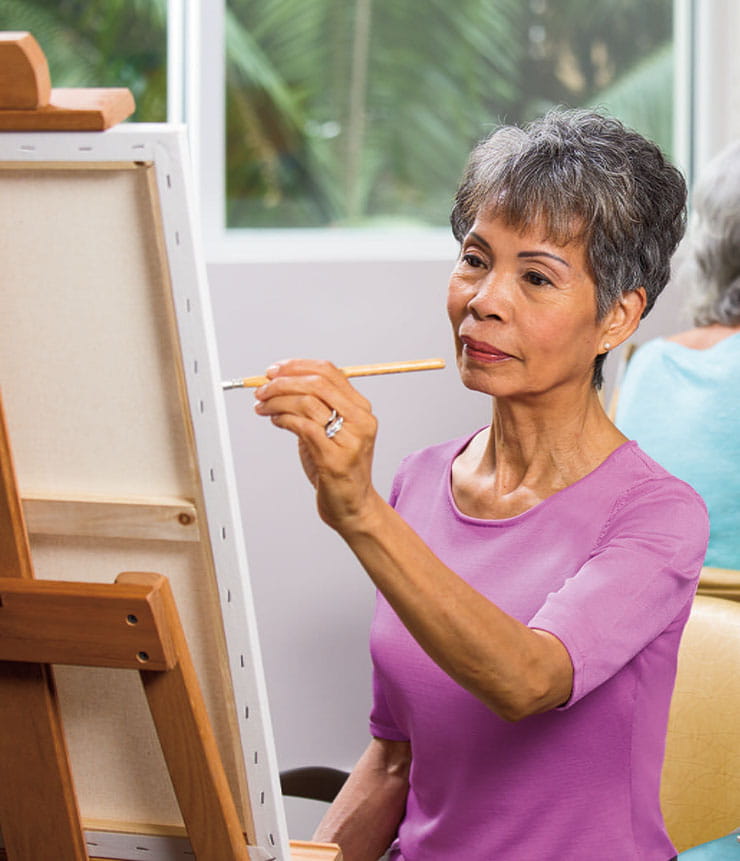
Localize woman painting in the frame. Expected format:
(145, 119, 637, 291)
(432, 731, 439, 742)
(254, 110, 709, 860)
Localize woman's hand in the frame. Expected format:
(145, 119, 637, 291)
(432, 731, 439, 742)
(253, 359, 382, 532)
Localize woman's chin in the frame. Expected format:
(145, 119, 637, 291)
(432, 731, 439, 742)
(458, 367, 512, 398)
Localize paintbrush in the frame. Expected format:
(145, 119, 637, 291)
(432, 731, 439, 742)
(222, 358, 445, 390)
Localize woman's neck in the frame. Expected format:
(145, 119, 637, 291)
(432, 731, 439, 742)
(494, 389, 623, 478)
(452, 388, 625, 519)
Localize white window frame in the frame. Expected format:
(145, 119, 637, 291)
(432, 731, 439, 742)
(171, 0, 699, 265)
(684, 0, 740, 174)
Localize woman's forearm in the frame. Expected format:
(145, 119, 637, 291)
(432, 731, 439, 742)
(313, 739, 410, 861)
(338, 493, 573, 721)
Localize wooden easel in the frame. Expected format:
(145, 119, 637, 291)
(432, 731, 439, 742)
(0, 389, 249, 858)
(0, 397, 342, 861)
(0, 31, 342, 861)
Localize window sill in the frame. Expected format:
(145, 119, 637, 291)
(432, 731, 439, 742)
(203, 227, 459, 264)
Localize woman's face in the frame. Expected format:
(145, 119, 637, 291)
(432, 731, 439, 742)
(447, 212, 608, 401)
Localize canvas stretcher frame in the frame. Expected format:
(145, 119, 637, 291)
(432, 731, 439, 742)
(0, 124, 290, 860)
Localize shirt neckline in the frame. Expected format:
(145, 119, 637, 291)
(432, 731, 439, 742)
(446, 433, 638, 526)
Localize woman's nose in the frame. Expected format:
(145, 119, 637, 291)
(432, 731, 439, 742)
(468, 271, 510, 320)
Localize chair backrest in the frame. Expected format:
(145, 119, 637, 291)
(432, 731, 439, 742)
(661, 595, 740, 852)
(698, 567, 740, 603)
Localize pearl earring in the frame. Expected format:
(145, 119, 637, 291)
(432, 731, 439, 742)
(603, 342, 611, 352)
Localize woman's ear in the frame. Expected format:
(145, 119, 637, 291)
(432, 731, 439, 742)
(600, 287, 647, 353)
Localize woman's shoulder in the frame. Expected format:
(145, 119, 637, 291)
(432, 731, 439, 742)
(618, 329, 740, 414)
(607, 441, 705, 499)
(599, 442, 709, 539)
(629, 325, 740, 360)
(622, 337, 673, 372)
(665, 324, 740, 350)
(580, 444, 710, 575)
(617, 339, 671, 384)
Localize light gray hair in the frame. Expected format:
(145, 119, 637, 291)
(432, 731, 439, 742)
(685, 139, 740, 327)
(450, 109, 687, 387)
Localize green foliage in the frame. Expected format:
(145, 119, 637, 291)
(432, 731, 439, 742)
(0, 0, 167, 121)
(226, 0, 524, 228)
(225, 0, 674, 228)
(0, 0, 674, 229)
(587, 42, 674, 159)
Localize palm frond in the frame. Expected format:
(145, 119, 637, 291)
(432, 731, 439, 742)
(587, 42, 673, 157)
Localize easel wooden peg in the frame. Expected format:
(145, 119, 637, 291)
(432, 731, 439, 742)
(0, 31, 134, 130)
(0, 30, 51, 109)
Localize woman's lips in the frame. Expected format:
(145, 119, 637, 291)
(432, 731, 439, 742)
(461, 336, 514, 363)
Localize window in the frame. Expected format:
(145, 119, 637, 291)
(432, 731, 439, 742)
(3, 0, 684, 258)
(0, 1, 167, 122)
(224, 0, 674, 231)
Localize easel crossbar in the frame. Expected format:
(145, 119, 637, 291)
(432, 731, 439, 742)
(0, 573, 177, 669)
(0, 569, 254, 860)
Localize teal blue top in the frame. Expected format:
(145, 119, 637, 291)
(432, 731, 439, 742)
(615, 333, 740, 569)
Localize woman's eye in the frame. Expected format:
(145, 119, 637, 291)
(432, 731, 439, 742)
(525, 271, 552, 287)
(462, 252, 485, 268)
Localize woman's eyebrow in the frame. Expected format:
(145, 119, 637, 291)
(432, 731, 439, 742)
(467, 232, 571, 268)
(518, 250, 570, 268)
(467, 231, 490, 249)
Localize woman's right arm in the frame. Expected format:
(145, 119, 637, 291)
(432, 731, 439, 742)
(312, 737, 411, 861)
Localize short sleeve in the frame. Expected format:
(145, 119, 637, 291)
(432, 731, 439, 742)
(369, 665, 409, 741)
(529, 476, 709, 708)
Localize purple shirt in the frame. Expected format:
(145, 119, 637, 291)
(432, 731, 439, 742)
(370, 435, 708, 860)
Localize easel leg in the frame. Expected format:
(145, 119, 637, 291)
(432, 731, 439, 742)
(0, 394, 88, 859)
(121, 572, 253, 861)
(0, 662, 88, 860)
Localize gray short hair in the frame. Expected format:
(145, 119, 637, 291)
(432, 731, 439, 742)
(450, 109, 687, 387)
(685, 140, 740, 327)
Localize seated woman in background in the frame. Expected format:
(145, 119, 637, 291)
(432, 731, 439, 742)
(616, 139, 740, 571)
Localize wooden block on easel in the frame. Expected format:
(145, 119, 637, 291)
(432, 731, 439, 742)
(0, 31, 134, 130)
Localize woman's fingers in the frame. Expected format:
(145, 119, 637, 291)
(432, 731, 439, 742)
(254, 360, 373, 440)
(255, 391, 335, 428)
(252, 360, 379, 528)
(263, 360, 372, 409)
